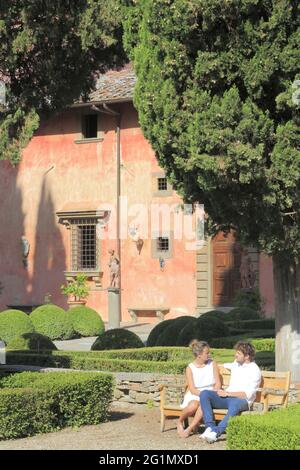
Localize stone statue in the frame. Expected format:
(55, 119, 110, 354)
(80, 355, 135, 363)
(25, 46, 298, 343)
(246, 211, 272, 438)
(240, 248, 256, 289)
(108, 249, 120, 288)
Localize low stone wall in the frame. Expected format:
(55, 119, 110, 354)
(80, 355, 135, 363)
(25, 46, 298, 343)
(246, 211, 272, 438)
(112, 372, 185, 407)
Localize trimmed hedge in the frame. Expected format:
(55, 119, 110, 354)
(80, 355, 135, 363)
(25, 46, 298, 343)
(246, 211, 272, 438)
(226, 307, 261, 321)
(0, 309, 35, 345)
(210, 335, 275, 351)
(92, 328, 144, 350)
(226, 319, 275, 331)
(227, 405, 300, 450)
(252, 338, 275, 352)
(0, 387, 57, 439)
(146, 319, 174, 347)
(6, 347, 275, 372)
(199, 310, 230, 322)
(200, 307, 261, 323)
(30, 304, 75, 340)
(155, 316, 193, 346)
(0, 371, 114, 439)
(176, 317, 230, 346)
(69, 306, 105, 337)
(7, 332, 57, 351)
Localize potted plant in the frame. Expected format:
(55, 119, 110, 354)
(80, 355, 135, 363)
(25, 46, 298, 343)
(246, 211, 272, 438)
(61, 274, 89, 308)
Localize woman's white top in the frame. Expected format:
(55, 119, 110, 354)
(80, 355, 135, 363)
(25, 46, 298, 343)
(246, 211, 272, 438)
(181, 360, 215, 408)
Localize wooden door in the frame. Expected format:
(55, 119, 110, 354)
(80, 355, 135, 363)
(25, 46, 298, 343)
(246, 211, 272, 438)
(212, 231, 242, 306)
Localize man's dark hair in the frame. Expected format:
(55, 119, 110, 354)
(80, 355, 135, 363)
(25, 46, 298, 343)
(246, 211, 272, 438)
(234, 341, 256, 361)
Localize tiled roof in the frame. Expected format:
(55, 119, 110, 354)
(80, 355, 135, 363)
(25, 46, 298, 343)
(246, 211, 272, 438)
(88, 63, 136, 103)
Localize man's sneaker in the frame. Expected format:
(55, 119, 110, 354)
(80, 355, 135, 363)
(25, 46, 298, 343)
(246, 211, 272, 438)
(205, 431, 218, 444)
(200, 427, 212, 440)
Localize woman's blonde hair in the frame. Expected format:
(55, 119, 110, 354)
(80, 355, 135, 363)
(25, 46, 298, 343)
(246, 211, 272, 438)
(189, 339, 209, 357)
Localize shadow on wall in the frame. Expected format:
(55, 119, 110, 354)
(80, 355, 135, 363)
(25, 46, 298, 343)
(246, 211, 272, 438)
(0, 161, 28, 310)
(30, 177, 67, 309)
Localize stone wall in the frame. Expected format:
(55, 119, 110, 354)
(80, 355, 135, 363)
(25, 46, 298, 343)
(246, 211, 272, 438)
(112, 372, 300, 407)
(112, 372, 185, 407)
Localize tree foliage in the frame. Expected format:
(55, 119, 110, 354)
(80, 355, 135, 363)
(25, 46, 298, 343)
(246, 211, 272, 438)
(0, 0, 126, 163)
(123, 0, 300, 260)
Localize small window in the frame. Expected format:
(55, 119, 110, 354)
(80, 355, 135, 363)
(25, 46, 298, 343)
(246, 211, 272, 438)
(151, 232, 173, 259)
(157, 177, 168, 191)
(71, 218, 99, 271)
(152, 172, 173, 197)
(157, 237, 169, 252)
(82, 114, 98, 139)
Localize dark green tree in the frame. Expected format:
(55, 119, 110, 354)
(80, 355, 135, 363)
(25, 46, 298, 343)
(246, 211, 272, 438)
(123, 0, 300, 379)
(0, 0, 126, 163)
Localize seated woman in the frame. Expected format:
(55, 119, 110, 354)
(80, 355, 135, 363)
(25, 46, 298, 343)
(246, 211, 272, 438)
(177, 339, 221, 438)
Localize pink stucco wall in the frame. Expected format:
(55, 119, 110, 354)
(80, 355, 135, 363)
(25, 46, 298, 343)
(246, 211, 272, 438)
(0, 103, 197, 321)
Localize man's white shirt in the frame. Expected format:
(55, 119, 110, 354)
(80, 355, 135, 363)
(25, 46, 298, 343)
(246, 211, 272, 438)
(223, 361, 262, 406)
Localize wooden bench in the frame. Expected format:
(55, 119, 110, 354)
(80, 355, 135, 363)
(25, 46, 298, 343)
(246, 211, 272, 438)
(159, 365, 291, 432)
(128, 307, 169, 322)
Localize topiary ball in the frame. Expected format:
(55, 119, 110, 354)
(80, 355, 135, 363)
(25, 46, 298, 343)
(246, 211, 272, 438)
(228, 307, 260, 321)
(176, 316, 230, 346)
(6, 332, 57, 351)
(91, 328, 144, 350)
(0, 309, 35, 345)
(155, 316, 194, 346)
(30, 304, 75, 340)
(68, 306, 105, 337)
(199, 310, 229, 321)
(146, 319, 174, 347)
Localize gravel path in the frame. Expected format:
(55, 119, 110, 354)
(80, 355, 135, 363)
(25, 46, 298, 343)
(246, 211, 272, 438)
(0, 404, 226, 450)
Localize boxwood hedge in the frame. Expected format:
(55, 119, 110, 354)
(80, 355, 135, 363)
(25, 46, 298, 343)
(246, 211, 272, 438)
(30, 305, 74, 340)
(0, 310, 35, 345)
(227, 405, 300, 450)
(0, 371, 114, 439)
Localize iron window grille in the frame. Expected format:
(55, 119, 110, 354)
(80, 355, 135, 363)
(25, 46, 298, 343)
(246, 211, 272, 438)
(157, 177, 168, 191)
(70, 218, 99, 271)
(157, 237, 169, 252)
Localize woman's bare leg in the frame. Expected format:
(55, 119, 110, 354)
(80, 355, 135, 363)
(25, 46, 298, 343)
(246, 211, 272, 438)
(182, 405, 203, 437)
(177, 401, 198, 437)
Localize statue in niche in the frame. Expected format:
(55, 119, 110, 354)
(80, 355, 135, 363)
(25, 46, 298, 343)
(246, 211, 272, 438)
(108, 249, 120, 288)
(240, 248, 256, 289)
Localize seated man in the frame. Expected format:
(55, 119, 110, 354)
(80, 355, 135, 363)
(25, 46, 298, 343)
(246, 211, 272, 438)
(199, 341, 261, 443)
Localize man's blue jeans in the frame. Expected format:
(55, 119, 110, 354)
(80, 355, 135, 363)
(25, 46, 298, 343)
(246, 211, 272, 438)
(200, 390, 249, 436)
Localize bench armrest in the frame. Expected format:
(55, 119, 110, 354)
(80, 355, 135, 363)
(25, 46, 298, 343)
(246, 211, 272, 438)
(261, 388, 286, 397)
(261, 388, 288, 413)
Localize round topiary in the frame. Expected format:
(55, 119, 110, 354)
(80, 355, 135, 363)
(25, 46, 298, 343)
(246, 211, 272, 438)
(176, 316, 230, 346)
(68, 306, 105, 337)
(91, 328, 144, 350)
(155, 316, 194, 346)
(0, 309, 35, 345)
(146, 319, 174, 346)
(199, 310, 229, 321)
(30, 304, 75, 340)
(227, 307, 260, 321)
(6, 332, 57, 351)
